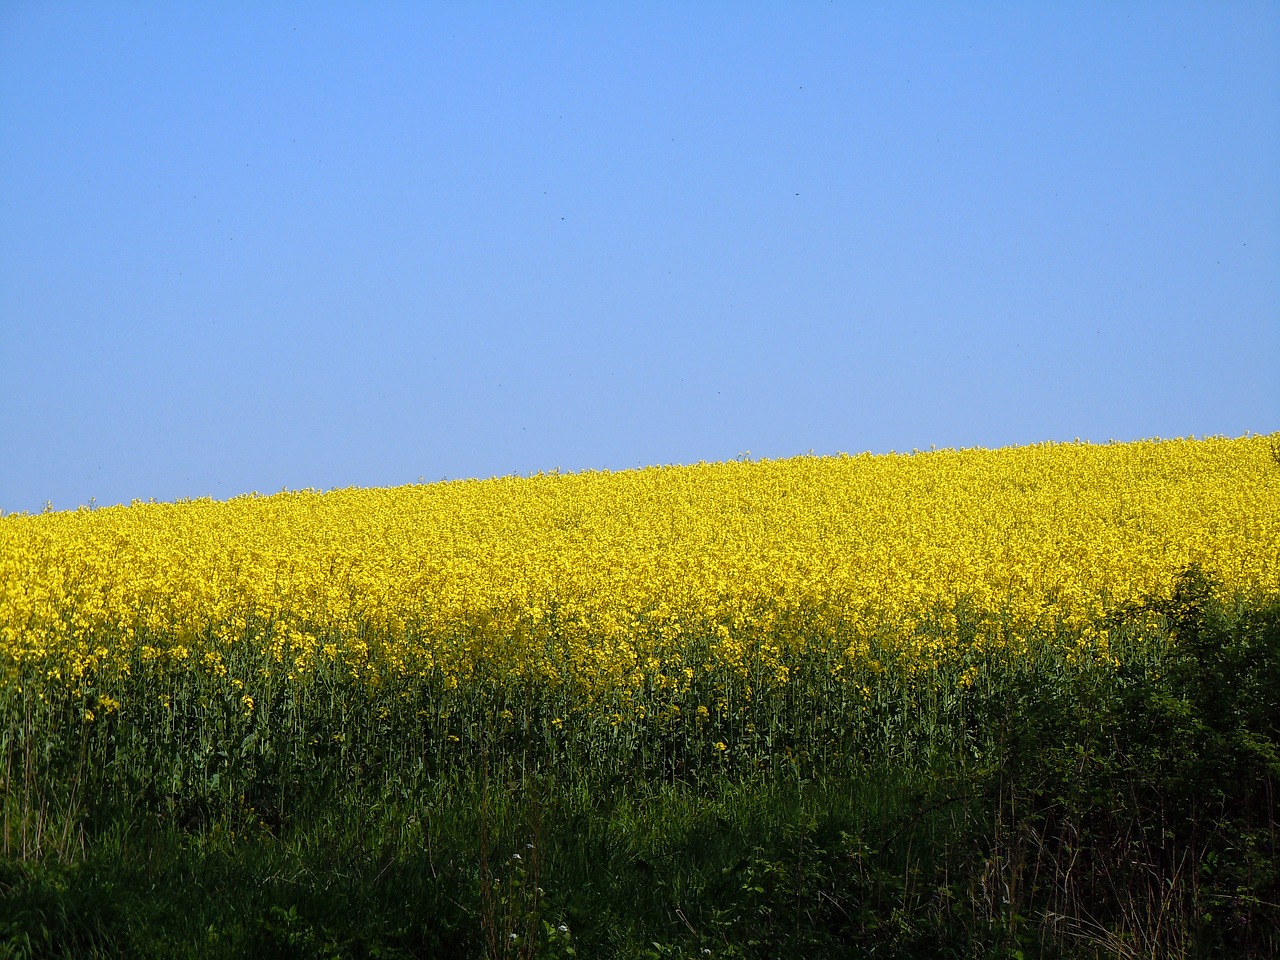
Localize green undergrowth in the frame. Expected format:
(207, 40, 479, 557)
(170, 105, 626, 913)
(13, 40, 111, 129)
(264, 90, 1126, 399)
(2, 568, 1278, 959)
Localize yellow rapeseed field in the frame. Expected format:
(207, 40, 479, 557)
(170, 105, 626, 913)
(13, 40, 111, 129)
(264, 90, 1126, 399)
(2, 436, 1277, 701)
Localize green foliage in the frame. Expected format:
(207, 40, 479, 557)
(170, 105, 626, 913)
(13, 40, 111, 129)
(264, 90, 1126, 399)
(964, 566, 1280, 959)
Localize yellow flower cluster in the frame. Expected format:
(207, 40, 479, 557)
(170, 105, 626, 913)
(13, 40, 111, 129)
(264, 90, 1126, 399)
(2, 436, 1277, 695)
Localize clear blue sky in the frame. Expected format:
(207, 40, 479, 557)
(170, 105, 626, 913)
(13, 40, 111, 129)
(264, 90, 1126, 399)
(2, 2, 1277, 514)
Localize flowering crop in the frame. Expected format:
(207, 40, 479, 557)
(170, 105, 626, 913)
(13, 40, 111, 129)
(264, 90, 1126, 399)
(2, 436, 1277, 699)
(4, 434, 1277, 951)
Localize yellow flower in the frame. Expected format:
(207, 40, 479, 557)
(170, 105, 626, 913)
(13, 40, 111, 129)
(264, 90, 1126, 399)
(0, 435, 1274, 713)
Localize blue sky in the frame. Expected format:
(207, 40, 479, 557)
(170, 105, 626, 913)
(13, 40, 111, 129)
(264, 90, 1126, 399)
(2, 2, 1277, 514)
